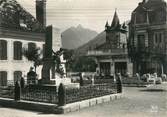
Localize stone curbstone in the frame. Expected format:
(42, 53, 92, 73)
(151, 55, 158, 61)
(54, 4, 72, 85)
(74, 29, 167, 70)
(0, 98, 56, 113)
(0, 93, 123, 114)
(89, 98, 97, 106)
(79, 100, 90, 109)
(68, 103, 80, 112)
(96, 97, 103, 104)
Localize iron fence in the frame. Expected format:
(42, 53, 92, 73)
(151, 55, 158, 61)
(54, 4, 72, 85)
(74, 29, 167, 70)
(7, 79, 28, 86)
(1, 80, 118, 105)
(65, 83, 117, 104)
(21, 85, 58, 104)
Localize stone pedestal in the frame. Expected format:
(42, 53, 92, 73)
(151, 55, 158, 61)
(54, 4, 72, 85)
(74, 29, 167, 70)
(41, 58, 54, 84)
(41, 25, 68, 85)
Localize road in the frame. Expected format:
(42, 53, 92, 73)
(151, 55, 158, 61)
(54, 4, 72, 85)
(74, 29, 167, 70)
(0, 83, 167, 117)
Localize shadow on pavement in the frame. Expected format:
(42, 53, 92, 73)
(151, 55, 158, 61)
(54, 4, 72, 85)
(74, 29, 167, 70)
(139, 89, 167, 92)
(0, 104, 57, 114)
(37, 112, 56, 115)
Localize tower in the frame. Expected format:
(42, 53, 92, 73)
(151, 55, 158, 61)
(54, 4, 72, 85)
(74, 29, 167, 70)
(36, 0, 46, 27)
(104, 10, 127, 51)
(111, 10, 120, 30)
(105, 21, 109, 30)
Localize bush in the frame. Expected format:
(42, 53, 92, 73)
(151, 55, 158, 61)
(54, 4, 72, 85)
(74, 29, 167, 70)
(58, 83, 66, 106)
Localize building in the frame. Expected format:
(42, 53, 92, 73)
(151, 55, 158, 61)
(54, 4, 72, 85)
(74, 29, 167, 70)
(0, 0, 45, 86)
(88, 11, 133, 76)
(128, 0, 167, 75)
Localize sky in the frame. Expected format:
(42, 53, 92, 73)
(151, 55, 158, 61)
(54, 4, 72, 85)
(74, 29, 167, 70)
(16, 0, 166, 32)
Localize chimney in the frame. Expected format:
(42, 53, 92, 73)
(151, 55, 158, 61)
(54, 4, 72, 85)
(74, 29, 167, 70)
(143, 0, 149, 3)
(36, 0, 46, 27)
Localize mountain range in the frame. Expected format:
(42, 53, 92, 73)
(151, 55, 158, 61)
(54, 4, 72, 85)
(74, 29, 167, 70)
(74, 31, 106, 56)
(61, 25, 98, 49)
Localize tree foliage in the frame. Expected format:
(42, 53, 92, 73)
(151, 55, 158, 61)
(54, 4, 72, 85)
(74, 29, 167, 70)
(61, 48, 97, 72)
(71, 56, 97, 72)
(23, 47, 43, 72)
(52, 48, 65, 76)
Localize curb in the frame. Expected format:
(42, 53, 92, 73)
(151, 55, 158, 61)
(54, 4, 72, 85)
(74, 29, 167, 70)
(55, 93, 123, 114)
(0, 98, 57, 113)
(0, 93, 123, 114)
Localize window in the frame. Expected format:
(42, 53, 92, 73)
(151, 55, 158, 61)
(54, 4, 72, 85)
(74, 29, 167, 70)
(154, 32, 163, 44)
(0, 40, 7, 60)
(14, 71, 22, 83)
(137, 34, 145, 48)
(155, 34, 158, 43)
(14, 41, 22, 60)
(0, 71, 7, 86)
(28, 43, 36, 51)
(136, 12, 147, 24)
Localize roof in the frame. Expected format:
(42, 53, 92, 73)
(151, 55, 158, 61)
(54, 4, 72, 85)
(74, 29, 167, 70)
(0, 0, 44, 33)
(133, 0, 166, 13)
(131, 0, 167, 25)
(106, 11, 127, 33)
(111, 11, 120, 29)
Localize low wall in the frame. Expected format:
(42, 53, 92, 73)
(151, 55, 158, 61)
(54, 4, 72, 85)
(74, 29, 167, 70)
(55, 93, 123, 114)
(0, 97, 56, 113)
(0, 93, 123, 114)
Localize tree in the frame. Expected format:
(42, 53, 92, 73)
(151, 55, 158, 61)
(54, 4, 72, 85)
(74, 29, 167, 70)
(62, 49, 74, 72)
(23, 47, 43, 73)
(71, 56, 97, 72)
(58, 83, 66, 106)
(52, 48, 65, 77)
(60, 48, 97, 72)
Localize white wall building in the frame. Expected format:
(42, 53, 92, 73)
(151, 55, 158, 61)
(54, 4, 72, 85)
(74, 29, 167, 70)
(0, 27, 45, 86)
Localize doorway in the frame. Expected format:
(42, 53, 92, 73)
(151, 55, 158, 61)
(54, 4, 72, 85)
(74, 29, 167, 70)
(115, 62, 127, 75)
(100, 62, 111, 75)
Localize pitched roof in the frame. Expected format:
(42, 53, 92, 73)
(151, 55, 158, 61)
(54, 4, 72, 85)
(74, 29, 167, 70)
(111, 10, 120, 29)
(0, 0, 44, 32)
(133, 0, 166, 13)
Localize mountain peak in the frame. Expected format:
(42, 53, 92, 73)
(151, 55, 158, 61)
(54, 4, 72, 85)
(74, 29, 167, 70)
(77, 24, 83, 29)
(62, 26, 98, 49)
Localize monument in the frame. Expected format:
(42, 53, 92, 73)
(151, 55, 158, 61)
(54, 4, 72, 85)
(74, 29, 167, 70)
(41, 25, 68, 85)
(36, 0, 67, 85)
(38, 0, 76, 87)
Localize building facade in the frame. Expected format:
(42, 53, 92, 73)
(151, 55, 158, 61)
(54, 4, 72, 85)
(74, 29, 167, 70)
(88, 11, 133, 76)
(128, 0, 167, 75)
(0, 0, 45, 86)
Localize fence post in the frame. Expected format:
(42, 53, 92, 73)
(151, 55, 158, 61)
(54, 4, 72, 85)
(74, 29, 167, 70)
(58, 83, 66, 106)
(14, 81, 21, 101)
(79, 72, 84, 86)
(116, 73, 122, 93)
(20, 77, 25, 91)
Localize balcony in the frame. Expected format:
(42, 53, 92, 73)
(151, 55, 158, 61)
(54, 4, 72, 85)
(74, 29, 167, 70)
(87, 48, 128, 56)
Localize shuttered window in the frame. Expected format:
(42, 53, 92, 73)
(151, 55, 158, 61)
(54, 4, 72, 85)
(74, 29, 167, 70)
(0, 71, 7, 86)
(14, 41, 22, 60)
(0, 40, 7, 60)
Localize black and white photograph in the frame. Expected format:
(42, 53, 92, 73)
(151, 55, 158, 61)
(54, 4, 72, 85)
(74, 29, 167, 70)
(0, 0, 167, 117)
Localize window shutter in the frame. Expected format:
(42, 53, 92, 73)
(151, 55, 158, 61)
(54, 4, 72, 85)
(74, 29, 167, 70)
(14, 41, 22, 60)
(0, 40, 7, 60)
(0, 71, 7, 86)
